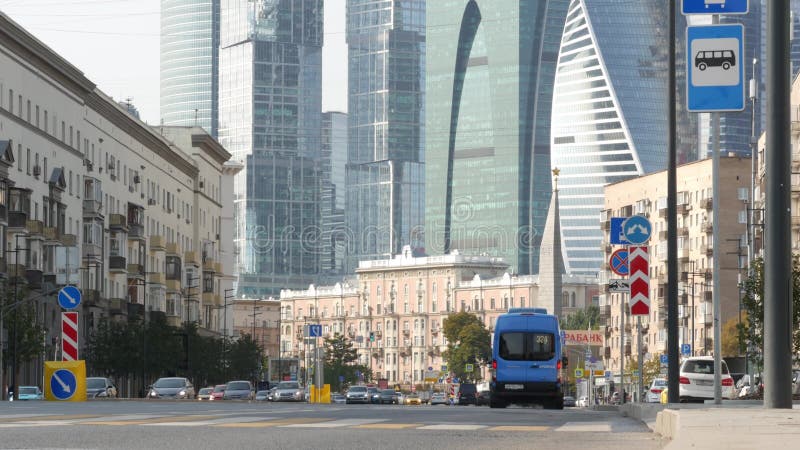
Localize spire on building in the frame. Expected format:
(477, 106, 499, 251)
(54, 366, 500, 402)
(536, 168, 565, 318)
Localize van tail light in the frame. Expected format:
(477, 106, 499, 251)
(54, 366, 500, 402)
(722, 378, 734, 387)
(492, 359, 497, 370)
(557, 360, 562, 370)
(679, 376, 690, 384)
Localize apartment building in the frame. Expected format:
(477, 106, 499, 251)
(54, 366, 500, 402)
(280, 247, 598, 386)
(0, 13, 236, 388)
(231, 298, 281, 360)
(600, 156, 750, 378)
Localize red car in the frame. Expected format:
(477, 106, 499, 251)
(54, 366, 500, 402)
(211, 384, 226, 401)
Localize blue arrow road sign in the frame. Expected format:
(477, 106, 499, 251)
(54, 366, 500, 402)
(50, 368, 77, 400)
(308, 324, 322, 338)
(682, 0, 748, 15)
(681, 344, 692, 356)
(57, 286, 82, 310)
(622, 215, 652, 245)
(610, 218, 630, 245)
(687, 24, 745, 112)
(660, 354, 669, 365)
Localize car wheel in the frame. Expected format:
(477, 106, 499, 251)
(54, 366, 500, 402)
(722, 62, 730, 70)
(698, 62, 707, 71)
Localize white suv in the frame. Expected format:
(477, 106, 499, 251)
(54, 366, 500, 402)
(679, 356, 735, 402)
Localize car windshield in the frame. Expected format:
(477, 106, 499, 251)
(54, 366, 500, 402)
(19, 387, 37, 395)
(256, 391, 269, 395)
(683, 360, 729, 374)
(86, 379, 106, 389)
(382, 389, 395, 395)
(213, 385, 226, 392)
(227, 382, 250, 390)
(349, 386, 367, 392)
(499, 332, 556, 361)
(278, 382, 299, 390)
(153, 378, 186, 388)
(652, 379, 667, 387)
(199, 388, 213, 395)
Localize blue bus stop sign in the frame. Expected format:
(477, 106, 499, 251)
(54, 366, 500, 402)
(50, 369, 77, 400)
(58, 286, 82, 310)
(682, 0, 748, 15)
(687, 24, 745, 112)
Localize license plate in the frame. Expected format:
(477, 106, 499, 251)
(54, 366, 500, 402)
(695, 380, 712, 386)
(505, 384, 524, 390)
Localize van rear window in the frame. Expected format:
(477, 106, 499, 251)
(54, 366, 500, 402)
(499, 332, 556, 361)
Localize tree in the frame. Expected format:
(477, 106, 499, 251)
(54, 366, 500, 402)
(1, 285, 46, 387)
(226, 334, 262, 382)
(322, 333, 370, 392)
(626, 355, 663, 391)
(442, 312, 492, 382)
(561, 306, 601, 330)
(739, 256, 800, 371)
(721, 317, 742, 358)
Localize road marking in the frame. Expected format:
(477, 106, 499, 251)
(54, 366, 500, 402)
(144, 416, 274, 426)
(4, 414, 100, 422)
(555, 422, 612, 432)
(82, 415, 215, 426)
(281, 418, 386, 428)
(354, 423, 422, 429)
(417, 424, 487, 431)
(215, 418, 323, 428)
(488, 425, 551, 432)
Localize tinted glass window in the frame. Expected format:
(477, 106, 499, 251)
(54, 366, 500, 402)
(86, 378, 106, 389)
(154, 378, 186, 388)
(682, 360, 729, 374)
(213, 385, 226, 392)
(227, 382, 250, 390)
(19, 387, 37, 394)
(349, 386, 367, 392)
(499, 332, 556, 361)
(278, 382, 299, 389)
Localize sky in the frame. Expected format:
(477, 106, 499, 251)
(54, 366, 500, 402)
(0, 0, 348, 125)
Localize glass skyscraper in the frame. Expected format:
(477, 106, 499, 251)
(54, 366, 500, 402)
(425, 0, 570, 275)
(160, 0, 220, 137)
(550, 0, 696, 275)
(321, 111, 347, 278)
(219, 0, 324, 298)
(345, 0, 426, 268)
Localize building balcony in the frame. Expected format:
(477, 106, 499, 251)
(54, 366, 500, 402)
(678, 246, 690, 260)
(61, 233, 77, 247)
(8, 211, 27, 229)
(126, 264, 144, 278)
(128, 223, 145, 240)
(601, 219, 611, 231)
(167, 316, 182, 327)
(184, 251, 199, 266)
(700, 244, 713, 256)
(677, 203, 692, 215)
(108, 214, 128, 232)
(202, 258, 215, 272)
(7, 263, 26, 279)
(704, 222, 714, 234)
(399, 345, 412, 356)
(202, 292, 215, 305)
(43, 226, 60, 244)
(147, 272, 165, 285)
(26, 219, 44, 236)
(25, 269, 43, 290)
(658, 230, 669, 241)
(678, 226, 690, 237)
(109, 298, 127, 316)
(83, 289, 101, 308)
(658, 205, 668, 218)
(166, 279, 181, 292)
(679, 293, 688, 305)
(704, 291, 713, 302)
(165, 242, 179, 255)
(372, 348, 384, 358)
(703, 197, 713, 210)
(792, 215, 800, 227)
(214, 262, 222, 274)
(109, 256, 127, 273)
(83, 199, 102, 218)
(601, 304, 611, 318)
(149, 235, 166, 252)
(82, 243, 102, 260)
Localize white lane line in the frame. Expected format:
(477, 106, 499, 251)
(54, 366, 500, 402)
(77, 414, 165, 422)
(417, 424, 488, 431)
(554, 422, 612, 432)
(281, 418, 387, 428)
(144, 416, 276, 427)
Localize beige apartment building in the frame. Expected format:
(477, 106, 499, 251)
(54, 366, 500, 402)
(231, 298, 281, 359)
(600, 156, 750, 377)
(280, 247, 599, 386)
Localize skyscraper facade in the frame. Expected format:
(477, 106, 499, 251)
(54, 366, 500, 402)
(550, 0, 696, 275)
(160, 0, 220, 137)
(425, 0, 570, 275)
(345, 0, 425, 268)
(219, 0, 324, 298)
(321, 111, 348, 278)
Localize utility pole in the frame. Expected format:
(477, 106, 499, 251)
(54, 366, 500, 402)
(764, 0, 793, 409)
(666, 0, 680, 404)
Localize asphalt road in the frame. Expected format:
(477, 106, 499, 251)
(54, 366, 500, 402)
(0, 401, 664, 450)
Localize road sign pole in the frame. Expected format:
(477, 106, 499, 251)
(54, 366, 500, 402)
(619, 291, 625, 405)
(711, 13, 722, 405)
(638, 316, 643, 403)
(764, 0, 794, 409)
(667, 0, 680, 404)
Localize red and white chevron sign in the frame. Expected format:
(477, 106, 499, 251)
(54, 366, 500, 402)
(628, 246, 650, 315)
(62, 312, 79, 361)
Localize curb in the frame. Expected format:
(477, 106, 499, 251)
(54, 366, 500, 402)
(655, 409, 680, 439)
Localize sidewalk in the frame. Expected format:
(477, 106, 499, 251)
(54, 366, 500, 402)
(618, 401, 800, 449)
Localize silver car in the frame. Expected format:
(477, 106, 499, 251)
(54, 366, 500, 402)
(147, 377, 195, 399)
(223, 380, 254, 400)
(86, 377, 117, 399)
(274, 381, 305, 402)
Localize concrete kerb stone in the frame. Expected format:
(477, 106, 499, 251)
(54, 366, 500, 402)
(655, 408, 680, 439)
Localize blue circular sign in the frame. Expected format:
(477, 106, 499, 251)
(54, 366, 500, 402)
(622, 215, 652, 245)
(50, 369, 77, 400)
(58, 286, 82, 310)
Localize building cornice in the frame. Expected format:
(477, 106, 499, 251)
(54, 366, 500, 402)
(191, 133, 231, 165)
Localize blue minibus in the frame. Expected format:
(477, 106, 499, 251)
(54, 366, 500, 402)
(490, 308, 566, 409)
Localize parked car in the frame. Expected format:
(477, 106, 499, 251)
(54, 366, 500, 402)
(331, 392, 346, 404)
(223, 380, 254, 400)
(147, 377, 195, 399)
(610, 392, 621, 405)
(457, 383, 478, 406)
(646, 378, 668, 403)
(16, 386, 43, 400)
(86, 377, 117, 399)
(430, 392, 448, 405)
(274, 381, 305, 402)
(405, 393, 422, 405)
(266, 387, 279, 401)
(563, 396, 576, 407)
(679, 356, 735, 402)
(255, 390, 270, 401)
(475, 382, 490, 406)
(368, 387, 381, 404)
(378, 389, 397, 404)
(197, 387, 214, 401)
(345, 385, 370, 404)
(211, 384, 226, 401)
(793, 369, 800, 395)
(577, 396, 590, 407)
(737, 373, 762, 398)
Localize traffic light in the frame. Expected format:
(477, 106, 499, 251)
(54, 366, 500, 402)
(369, 332, 375, 342)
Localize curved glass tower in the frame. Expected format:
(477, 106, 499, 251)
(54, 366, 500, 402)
(550, 0, 695, 275)
(160, 0, 219, 137)
(425, 0, 570, 275)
